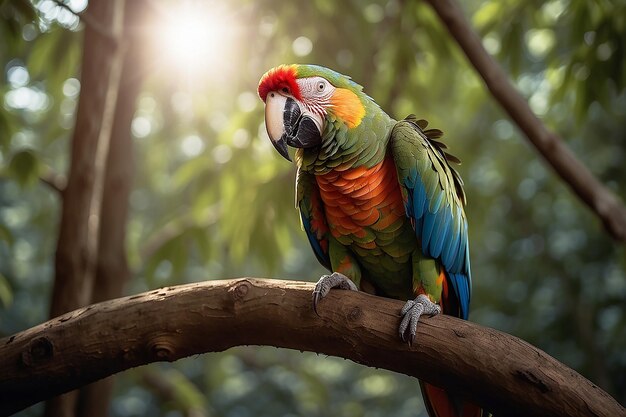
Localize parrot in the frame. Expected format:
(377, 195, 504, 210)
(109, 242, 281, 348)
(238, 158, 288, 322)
(258, 64, 482, 417)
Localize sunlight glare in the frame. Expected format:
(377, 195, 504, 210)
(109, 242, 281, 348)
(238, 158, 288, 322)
(155, 2, 236, 83)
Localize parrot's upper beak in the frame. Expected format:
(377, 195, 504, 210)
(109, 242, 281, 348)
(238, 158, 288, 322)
(264, 92, 323, 162)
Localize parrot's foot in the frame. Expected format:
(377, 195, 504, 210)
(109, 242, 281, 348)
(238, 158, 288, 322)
(312, 272, 358, 314)
(399, 294, 441, 345)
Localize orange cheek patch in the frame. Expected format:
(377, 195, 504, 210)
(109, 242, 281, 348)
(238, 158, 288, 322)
(330, 88, 365, 128)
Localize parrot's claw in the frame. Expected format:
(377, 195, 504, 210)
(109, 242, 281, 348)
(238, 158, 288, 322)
(399, 294, 441, 345)
(312, 272, 358, 315)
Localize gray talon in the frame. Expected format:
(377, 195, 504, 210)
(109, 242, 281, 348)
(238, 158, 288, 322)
(312, 272, 358, 314)
(399, 294, 441, 344)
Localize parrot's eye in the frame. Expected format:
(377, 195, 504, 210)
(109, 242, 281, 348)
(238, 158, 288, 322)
(317, 82, 325, 92)
(282, 87, 290, 94)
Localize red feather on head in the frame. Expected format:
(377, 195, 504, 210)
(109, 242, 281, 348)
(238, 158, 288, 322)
(258, 65, 302, 102)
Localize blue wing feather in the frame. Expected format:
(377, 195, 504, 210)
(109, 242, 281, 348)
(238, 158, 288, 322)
(449, 272, 470, 319)
(430, 190, 446, 214)
(412, 174, 427, 219)
(297, 169, 331, 271)
(421, 206, 437, 252)
(301, 213, 331, 271)
(442, 213, 461, 268)
(430, 208, 452, 259)
(391, 119, 471, 320)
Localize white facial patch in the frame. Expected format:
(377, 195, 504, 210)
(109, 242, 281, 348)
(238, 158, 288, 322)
(296, 76, 335, 134)
(296, 76, 335, 112)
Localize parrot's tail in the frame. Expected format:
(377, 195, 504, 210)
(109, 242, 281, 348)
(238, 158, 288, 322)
(420, 382, 485, 417)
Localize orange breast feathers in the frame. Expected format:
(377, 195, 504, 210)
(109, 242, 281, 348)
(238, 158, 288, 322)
(316, 157, 406, 238)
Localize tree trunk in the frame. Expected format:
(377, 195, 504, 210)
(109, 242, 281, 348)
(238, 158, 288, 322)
(46, 0, 125, 415)
(74, 2, 149, 416)
(2, 278, 622, 417)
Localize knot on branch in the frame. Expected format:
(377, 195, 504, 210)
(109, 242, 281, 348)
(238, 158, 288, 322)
(229, 279, 250, 302)
(147, 335, 177, 362)
(348, 306, 363, 322)
(21, 337, 54, 367)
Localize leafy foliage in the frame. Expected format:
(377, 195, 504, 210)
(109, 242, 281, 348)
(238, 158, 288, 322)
(0, 0, 624, 415)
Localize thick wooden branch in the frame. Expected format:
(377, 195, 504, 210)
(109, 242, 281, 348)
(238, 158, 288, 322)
(0, 279, 621, 417)
(426, 0, 626, 242)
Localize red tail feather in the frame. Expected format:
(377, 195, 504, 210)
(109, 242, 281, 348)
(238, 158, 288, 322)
(421, 382, 483, 417)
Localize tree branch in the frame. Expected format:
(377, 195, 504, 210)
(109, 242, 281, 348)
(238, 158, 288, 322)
(0, 278, 621, 416)
(425, 0, 626, 242)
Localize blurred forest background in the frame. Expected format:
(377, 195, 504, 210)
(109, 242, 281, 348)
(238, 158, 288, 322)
(1, 0, 625, 416)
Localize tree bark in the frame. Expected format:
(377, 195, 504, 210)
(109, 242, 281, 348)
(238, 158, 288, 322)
(1, 278, 622, 417)
(74, 2, 149, 416)
(425, 0, 626, 242)
(46, 0, 125, 415)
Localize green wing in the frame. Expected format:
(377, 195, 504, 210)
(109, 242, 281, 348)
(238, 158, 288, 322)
(390, 115, 471, 319)
(296, 167, 331, 271)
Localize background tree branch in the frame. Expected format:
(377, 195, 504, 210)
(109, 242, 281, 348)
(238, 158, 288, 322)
(426, 0, 626, 242)
(0, 278, 622, 417)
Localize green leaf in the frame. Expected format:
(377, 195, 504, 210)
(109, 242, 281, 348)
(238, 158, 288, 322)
(0, 223, 14, 247)
(0, 110, 15, 150)
(7, 0, 37, 23)
(473, 2, 502, 33)
(189, 226, 211, 259)
(28, 29, 80, 82)
(8, 148, 40, 187)
(172, 155, 212, 189)
(165, 369, 206, 409)
(0, 273, 13, 308)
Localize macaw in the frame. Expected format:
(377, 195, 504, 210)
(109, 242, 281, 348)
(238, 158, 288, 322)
(258, 64, 481, 417)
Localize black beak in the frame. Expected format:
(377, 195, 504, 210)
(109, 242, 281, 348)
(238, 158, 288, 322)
(282, 98, 322, 151)
(265, 95, 322, 162)
(272, 136, 291, 161)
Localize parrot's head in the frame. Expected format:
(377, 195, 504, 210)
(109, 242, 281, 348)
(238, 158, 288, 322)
(258, 64, 367, 161)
